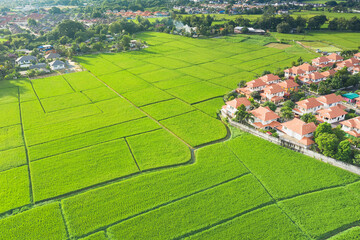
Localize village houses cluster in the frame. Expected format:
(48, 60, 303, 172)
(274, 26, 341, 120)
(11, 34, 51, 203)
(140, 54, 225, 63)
(222, 52, 360, 148)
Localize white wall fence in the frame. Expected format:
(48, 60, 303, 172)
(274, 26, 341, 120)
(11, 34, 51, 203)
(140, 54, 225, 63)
(229, 119, 360, 175)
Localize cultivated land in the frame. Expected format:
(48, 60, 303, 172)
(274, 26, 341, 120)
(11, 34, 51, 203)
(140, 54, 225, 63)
(1, 32, 360, 239)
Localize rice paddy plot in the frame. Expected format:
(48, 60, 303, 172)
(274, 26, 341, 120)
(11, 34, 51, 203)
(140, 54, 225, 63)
(0, 147, 26, 172)
(126, 129, 191, 170)
(107, 175, 272, 240)
(279, 187, 360, 239)
(167, 51, 212, 64)
(0, 166, 30, 214)
(0, 102, 20, 128)
(209, 71, 256, 89)
(160, 111, 228, 147)
(62, 143, 248, 238)
(31, 139, 139, 201)
(100, 53, 145, 69)
(127, 64, 162, 75)
(329, 227, 360, 240)
(40, 92, 92, 112)
(28, 117, 160, 161)
(76, 55, 122, 76)
(152, 75, 200, 90)
(80, 231, 108, 240)
(0, 203, 67, 239)
(123, 86, 174, 106)
(188, 205, 308, 240)
(63, 71, 103, 91)
(193, 97, 224, 118)
(226, 134, 359, 199)
(139, 68, 184, 83)
(200, 62, 242, 75)
(82, 87, 118, 102)
(0, 87, 18, 104)
(0, 125, 23, 151)
(144, 56, 192, 69)
(166, 81, 229, 104)
(98, 70, 151, 94)
(141, 98, 195, 120)
(31, 75, 74, 99)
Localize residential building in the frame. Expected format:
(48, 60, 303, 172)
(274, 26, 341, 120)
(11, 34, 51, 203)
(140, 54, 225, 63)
(293, 98, 323, 115)
(258, 74, 281, 84)
(317, 105, 347, 124)
(284, 66, 305, 79)
(340, 116, 360, 137)
(221, 97, 251, 118)
(316, 93, 344, 109)
(246, 78, 267, 92)
(312, 56, 331, 68)
(342, 93, 359, 103)
(321, 69, 336, 78)
(355, 52, 360, 60)
(261, 84, 284, 103)
(249, 106, 280, 129)
(278, 79, 299, 96)
(15, 55, 37, 68)
(301, 72, 327, 84)
(298, 63, 317, 74)
(45, 53, 60, 60)
(49, 60, 65, 70)
(327, 53, 343, 63)
(278, 118, 316, 147)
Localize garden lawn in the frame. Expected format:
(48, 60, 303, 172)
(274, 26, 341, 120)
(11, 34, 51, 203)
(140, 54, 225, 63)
(160, 111, 227, 147)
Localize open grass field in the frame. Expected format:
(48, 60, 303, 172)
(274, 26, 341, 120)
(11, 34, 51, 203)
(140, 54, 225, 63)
(2, 31, 360, 239)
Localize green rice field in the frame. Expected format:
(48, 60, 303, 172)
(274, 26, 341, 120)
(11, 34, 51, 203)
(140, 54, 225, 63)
(1, 32, 360, 239)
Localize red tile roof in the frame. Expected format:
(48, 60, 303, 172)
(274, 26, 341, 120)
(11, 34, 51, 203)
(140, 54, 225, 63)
(296, 98, 323, 110)
(247, 78, 266, 88)
(263, 84, 284, 94)
(317, 105, 347, 119)
(278, 79, 299, 89)
(313, 56, 329, 64)
(299, 137, 315, 146)
(316, 93, 343, 105)
(340, 116, 360, 129)
(250, 106, 279, 122)
(298, 63, 317, 72)
(226, 97, 251, 109)
(282, 118, 317, 136)
(327, 53, 343, 61)
(259, 74, 281, 83)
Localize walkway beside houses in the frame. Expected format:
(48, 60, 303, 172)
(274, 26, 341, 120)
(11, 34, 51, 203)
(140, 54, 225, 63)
(228, 119, 360, 175)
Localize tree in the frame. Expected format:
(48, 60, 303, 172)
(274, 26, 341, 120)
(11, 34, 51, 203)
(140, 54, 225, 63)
(301, 113, 317, 124)
(238, 80, 247, 88)
(280, 106, 294, 120)
(250, 91, 261, 100)
(276, 22, 291, 33)
(316, 133, 339, 157)
(263, 101, 277, 111)
(121, 35, 131, 48)
(56, 20, 85, 39)
(28, 18, 37, 26)
(283, 100, 295, 109)
(49, 7, 61, 14)
(314, 122, 333, 138)
(336, 140, 353, 162)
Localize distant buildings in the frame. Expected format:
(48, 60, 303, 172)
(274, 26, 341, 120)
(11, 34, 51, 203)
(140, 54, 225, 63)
(16, 55, 37, 68)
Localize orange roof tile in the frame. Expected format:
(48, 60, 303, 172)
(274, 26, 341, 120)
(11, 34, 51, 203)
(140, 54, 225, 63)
(340, 116, 360, 129)
(313, 56, 329, 64)
(226, 97, 251, 109)
(316, 93, 344, 105)
(299, 137, 315, 146)
(298, 63, 317, 72)
(250, 106, 279, 122)
(296, 98, 323, 110)
(247, 78, 266, 88)
(282, 118, 317, 135)
(317, 105, 347, 119)
(259, 74, 281, 83)
(278, 79, 299, 89)
(263, 84, 284, 94)
(327, 53, 343, 61)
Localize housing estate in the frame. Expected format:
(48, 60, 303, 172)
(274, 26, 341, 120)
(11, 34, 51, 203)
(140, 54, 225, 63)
(15, 55, 37, 68)
(221, 97, 251, 118)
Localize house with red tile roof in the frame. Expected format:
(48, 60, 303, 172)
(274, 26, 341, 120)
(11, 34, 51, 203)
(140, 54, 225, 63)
(321, 69, 336, 78)
(312, 56, 331, 68)
(301, 72, 327, 84)
(260, 84, 284, 103)
(340, 116, 360, 138)
(353, 66, 360, 75)
(249, 106, 280, 129)
(355, 53, 360, 60)
(246, 78, 267, 92)
(298, 63, 317, 74)
(316, 93, 344, 109)
(278, 118, 316, 147)
(258, 74, 281, 84)
(327, 53, 343, 63)
(278, 79, 299, 96)
(284, 66, 305, 79)
(317, 105, 347, 124)
(221, 97, 251, 118)
(293, 98, 323, 115)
